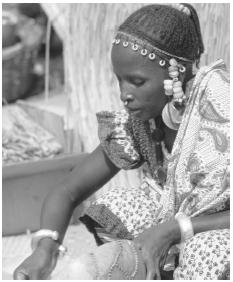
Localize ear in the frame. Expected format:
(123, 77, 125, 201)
(179, 72, 186, 85)
(180, 65, 193, 90)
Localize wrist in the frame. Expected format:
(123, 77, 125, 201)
(37, 237, 60, 253)
(163, 219, 181, 245)
(175, 212, 194, 244)
(32, 229, 67, 257)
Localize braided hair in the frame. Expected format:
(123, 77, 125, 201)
(118, 4, 204, 66)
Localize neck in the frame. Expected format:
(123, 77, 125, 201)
(163, 124, 177, 153)
(183, 66, 195, 90)
(155, 116, 177, 153)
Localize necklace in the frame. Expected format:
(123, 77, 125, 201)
(149, 117, 168, 187)
(130, 115, 170, 187)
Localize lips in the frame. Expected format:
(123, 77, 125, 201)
(125, 107, 141, 115)
(125, 105, 140, 111)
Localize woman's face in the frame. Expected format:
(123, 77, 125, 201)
(111, 43, 169, 121)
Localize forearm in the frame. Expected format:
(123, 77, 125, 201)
(191, 210, 230, 235)
(38, 145, 119, 249)
(168, 210, 230, 245)
(39, 188, 76, 249)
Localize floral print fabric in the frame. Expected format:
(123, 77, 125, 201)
(174, 229, 230, 280)
(94, 186, 163, 237)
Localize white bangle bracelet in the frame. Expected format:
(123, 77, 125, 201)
(31, 229, 67, 256)
(175, 212, 194, 243)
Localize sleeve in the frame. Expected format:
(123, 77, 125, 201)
(96, 110, 143, 170)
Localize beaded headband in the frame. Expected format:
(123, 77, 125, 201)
(112, 31, 194, 64)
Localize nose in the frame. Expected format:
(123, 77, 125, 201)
(120, 92, 134, 105)
(120, 84, 135, 104)
(118, 79, 135, 106)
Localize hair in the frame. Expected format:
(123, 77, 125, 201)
(118, 4, 204, 66)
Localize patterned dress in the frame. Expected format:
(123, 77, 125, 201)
(80, 60, 230, 280)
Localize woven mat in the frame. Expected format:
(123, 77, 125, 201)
(2, 224, 97, 280)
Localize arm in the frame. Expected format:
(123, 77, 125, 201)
(191, 210, 229, 236)
(134, 210, 230, 280)
(167, 209, 230, 245)
(39, 144, 120, 248)
(14, 144, 120, 279)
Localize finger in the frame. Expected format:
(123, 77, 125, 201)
(145, 258, 156, 280)
(154, 262, 161, 280)
(31, 270, 40, 280)
(14, 270, 29, 280)
(159, 245, 172, 269)
(160, 250, 169, 268)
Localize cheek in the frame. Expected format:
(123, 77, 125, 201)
(144, 82, 166, 105)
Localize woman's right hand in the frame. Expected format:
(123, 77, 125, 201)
(13, 243, 58, 280)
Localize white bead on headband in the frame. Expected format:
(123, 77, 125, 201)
(141, 49, 148, 56)
(123, 41, 129, 47)
(132, 43, 139, 51)
(148, 53, 156, 60)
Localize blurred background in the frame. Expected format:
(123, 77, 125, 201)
(2, 3, 230, 280)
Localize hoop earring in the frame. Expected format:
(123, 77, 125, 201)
(162, 102, 183, 130)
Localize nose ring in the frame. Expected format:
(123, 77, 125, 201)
(124, 94, 133, 106)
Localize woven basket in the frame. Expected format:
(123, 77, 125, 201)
(2, 41, 40, 103)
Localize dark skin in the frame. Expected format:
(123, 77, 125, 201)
(14, 44, 229, 280)
(111, 43, 169, 121)
(111, 43, 185, 152)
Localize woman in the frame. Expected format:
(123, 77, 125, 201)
(14, 3, 230, 280)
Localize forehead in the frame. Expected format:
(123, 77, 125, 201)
(111, 44, 162, 75)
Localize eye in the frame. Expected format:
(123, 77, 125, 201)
(128, 77, 145, 87)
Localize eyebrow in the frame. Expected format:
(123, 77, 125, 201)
(125, 74, 146, 80)
(113, 68, 147, 78)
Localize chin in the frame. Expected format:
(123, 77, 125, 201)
(130, 111, 145, 120)
(129, 109, 159, 121)
(132, 113, 149, 121)
(138, 113, 159, 121)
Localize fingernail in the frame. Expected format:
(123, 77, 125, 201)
(16, 273, 26, 280)
(17, 272, 29, 280)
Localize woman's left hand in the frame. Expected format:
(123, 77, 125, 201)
(133, 220, 180, 280)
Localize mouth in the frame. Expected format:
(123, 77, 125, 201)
(125, 107, 141, 115)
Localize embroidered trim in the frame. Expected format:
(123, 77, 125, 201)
(82, 204, 133, 240)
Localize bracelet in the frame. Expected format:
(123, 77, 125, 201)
(31, 229, 67, 256)
(175, 212, 194, 243)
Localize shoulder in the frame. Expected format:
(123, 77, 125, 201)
(197, 60, 230, 123)
(196, 59, 229, 91)
(96, 109, 130, 127)
(96, 109, 143, 169)
(193, 60, 229, 114)
(96, 109, 134, 137)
